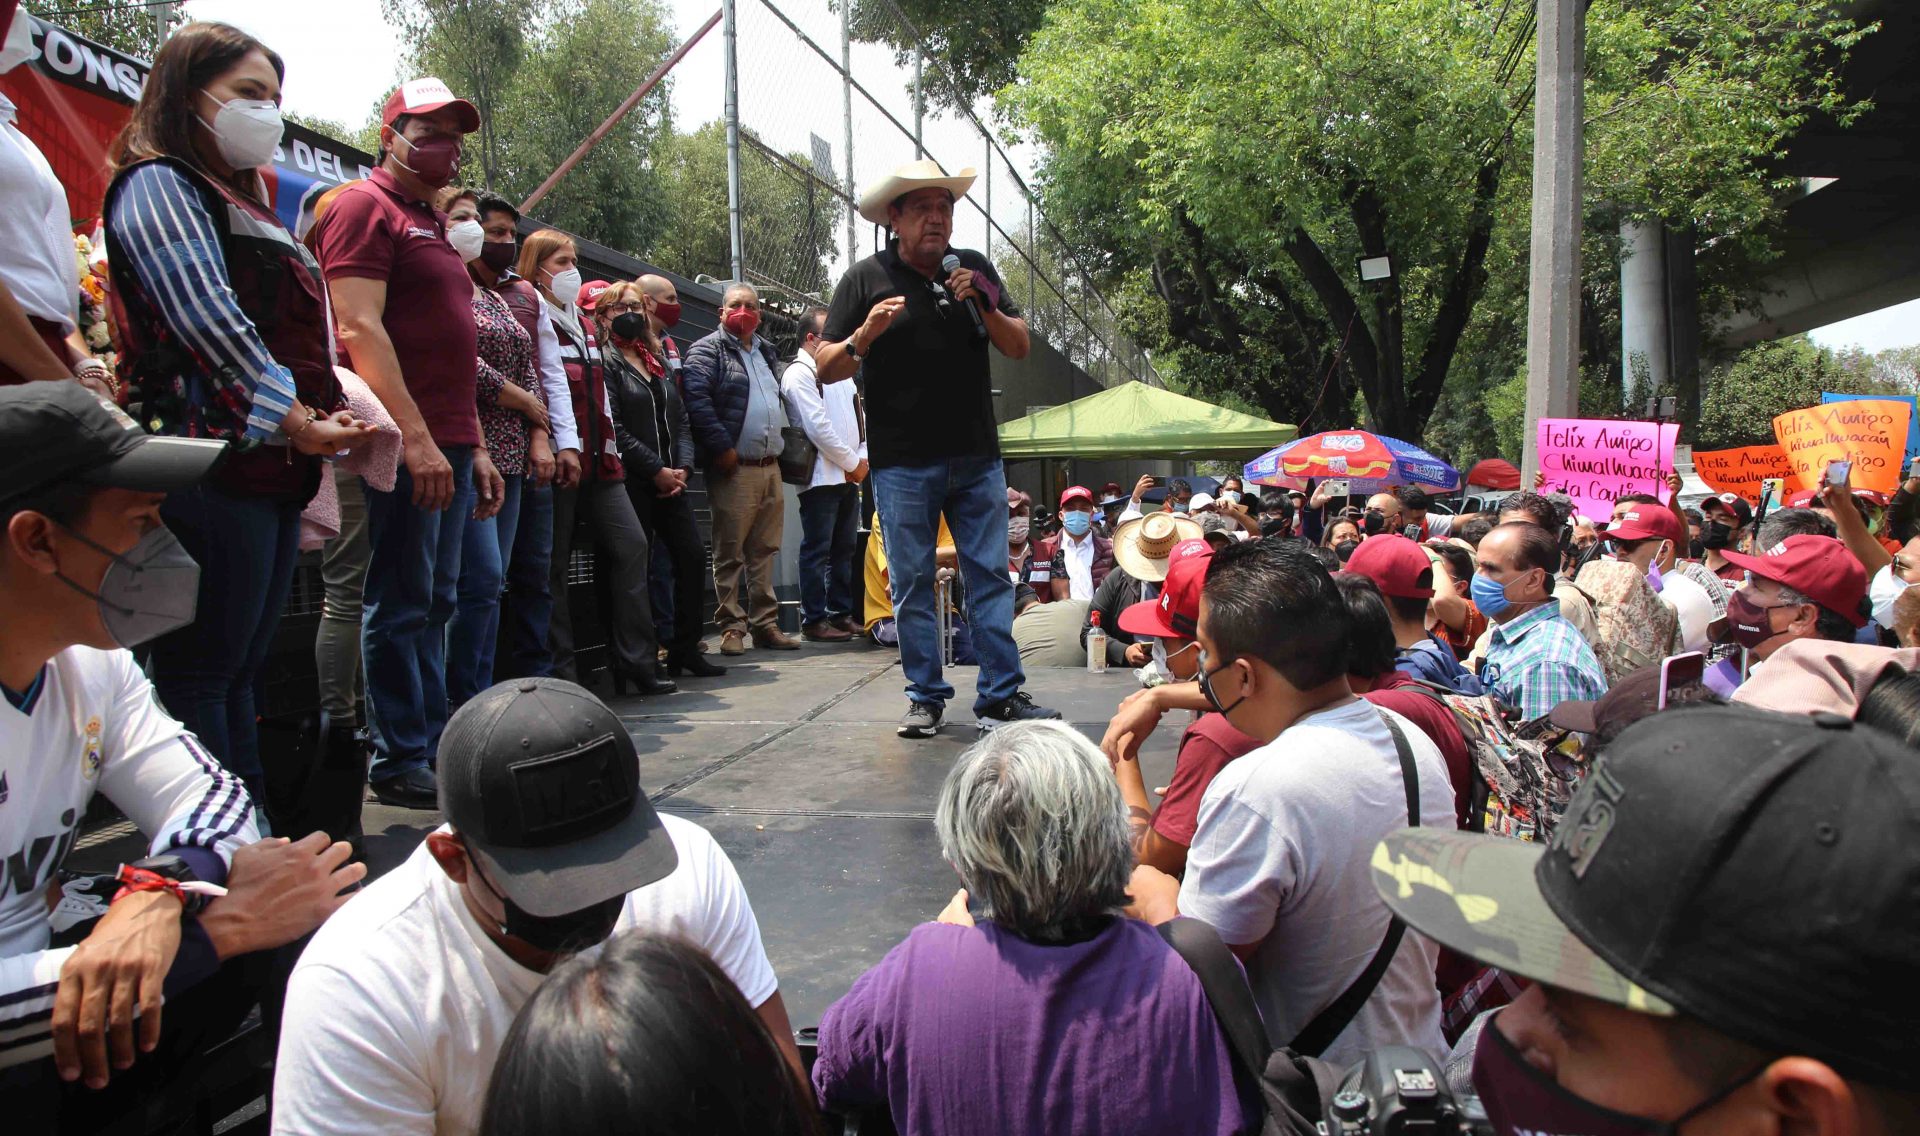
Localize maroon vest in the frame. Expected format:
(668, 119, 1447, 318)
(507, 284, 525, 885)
(105, 158, 338, 502)
(547, 305, 623, 483)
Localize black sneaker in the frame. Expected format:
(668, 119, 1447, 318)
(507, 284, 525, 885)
(976, 691, 1064, 732)
(898, 701, 944, 738)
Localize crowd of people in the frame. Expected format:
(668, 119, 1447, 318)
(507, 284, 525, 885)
(1, 12, 1917, 1136)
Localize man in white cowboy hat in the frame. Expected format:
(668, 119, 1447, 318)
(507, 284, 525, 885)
(814, 158, 1059, 739)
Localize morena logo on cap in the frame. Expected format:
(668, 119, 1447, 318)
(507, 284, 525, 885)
(401, 77, 456, 106)
(1764, 541, 1788, 557)
(1623, 510, 1643, 522)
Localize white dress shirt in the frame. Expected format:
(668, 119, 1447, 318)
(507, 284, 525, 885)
(1061, 531, 1097, 600)
(0, 92, 78, 331)
(781, 348, 866, 489)
(532, 304, 580, 453)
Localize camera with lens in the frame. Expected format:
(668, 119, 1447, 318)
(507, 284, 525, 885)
(1321, 1046, 1491, 1136)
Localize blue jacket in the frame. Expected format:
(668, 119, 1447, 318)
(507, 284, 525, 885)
(680, 328, 784, 468)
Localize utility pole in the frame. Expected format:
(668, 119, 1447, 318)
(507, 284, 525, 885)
(154, 1, 177, 45)
(912, 51, 924, 159)
(841, 0, 856, 267)
(1520, 0, 1585, 482)
(722, 0, 745, 282)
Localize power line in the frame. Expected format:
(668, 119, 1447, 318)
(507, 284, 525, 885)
(30, 0, 175, 17)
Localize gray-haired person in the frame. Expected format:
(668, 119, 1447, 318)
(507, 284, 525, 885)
(812, 722, 1251, 1134)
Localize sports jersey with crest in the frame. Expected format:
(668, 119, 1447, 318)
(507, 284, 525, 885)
(0, 645, 256, 1068)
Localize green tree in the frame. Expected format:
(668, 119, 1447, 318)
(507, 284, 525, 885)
(1006, 0, 1869, 441)
(845, 0, 1046, 111)
(21, 0, 183, 58)
(649, 121, 842, 301)
(1693, 337, 1904, 451)
(385, 0, 677, 256)
(384, 0, 537, 191)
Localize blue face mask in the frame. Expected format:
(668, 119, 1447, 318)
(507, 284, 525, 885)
(1171, 502, 1189, 514)
(1470, 571, 1521, 618)
(1061, 510, 1093, 537)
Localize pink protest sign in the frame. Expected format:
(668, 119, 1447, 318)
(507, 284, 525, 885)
(1536, 418, 1679, 518)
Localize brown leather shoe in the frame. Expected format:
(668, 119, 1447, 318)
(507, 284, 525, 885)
(720, 630, 748, 656)
(752, 627, 802, 650)
(803, 620, 853, 643)
(829, 615, 862, 635)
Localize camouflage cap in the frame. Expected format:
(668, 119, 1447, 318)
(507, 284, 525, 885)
(1374, 705, 1920, 1090)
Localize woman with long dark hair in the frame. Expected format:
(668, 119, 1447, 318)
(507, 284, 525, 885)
(481, 932, 817, 1136)
(596, 279, 726, 678)
(103, 22, 374, 821)
(520, 232, 671, 694)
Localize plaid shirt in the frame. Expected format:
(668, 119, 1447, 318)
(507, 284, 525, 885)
(1482, 598, 1607, 722)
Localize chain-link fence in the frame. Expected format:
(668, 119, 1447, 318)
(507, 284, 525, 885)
(692, 0, 1159, 388)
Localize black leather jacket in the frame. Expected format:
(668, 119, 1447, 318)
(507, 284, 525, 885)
(604, 345, 695, 481)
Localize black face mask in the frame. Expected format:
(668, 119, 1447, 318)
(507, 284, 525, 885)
(1700, 520, 1734, 550)
(467, 850, 625, 955)
(1689, 538, 1706, 560)
(1335, 539, 1360, 563)
(609, 311, 649, 342)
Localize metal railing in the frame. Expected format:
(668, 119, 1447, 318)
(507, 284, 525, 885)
(706, 0, 1160, 388)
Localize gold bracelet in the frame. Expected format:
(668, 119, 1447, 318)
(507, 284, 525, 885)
(288, 407, 319, 439)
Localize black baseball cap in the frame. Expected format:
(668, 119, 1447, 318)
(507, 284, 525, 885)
(1371, 706, 1920, 1089)
(439, 678, 677, 917)
(0, 382, 226, 506)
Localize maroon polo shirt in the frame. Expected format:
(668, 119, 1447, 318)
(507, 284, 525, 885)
(311, 168, 480, 446)
(1150, 712, 1262, 850)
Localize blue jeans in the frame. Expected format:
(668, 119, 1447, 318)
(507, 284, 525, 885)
(362, 446, 474, 783)
(149, 484, 303, 806)
(798, 483, 861, 625)
(503, 480, 555, 677)
(447, 474, 525, 707)
(871, 456, 1024, 713)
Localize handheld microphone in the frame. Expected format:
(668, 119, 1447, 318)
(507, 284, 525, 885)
(941, 253, 988, 340)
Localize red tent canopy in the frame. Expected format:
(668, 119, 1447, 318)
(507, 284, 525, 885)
(1466, 458, 1521, 490)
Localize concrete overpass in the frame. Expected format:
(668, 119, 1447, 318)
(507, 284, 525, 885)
(1713, 0, 1920, 346)
(1619, 0, 1919, 409)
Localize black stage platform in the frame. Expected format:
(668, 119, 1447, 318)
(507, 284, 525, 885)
(73, 642, 1184, 1031)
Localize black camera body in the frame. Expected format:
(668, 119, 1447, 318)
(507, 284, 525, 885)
(1324, 1046, 1490, 1136)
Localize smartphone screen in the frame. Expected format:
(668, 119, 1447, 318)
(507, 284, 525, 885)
(1402, 524, 1421, 540)
(1826, 460, 1852, 488)
(1658, 651, 1706, 711)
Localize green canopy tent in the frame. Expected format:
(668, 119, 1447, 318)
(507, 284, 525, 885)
(996, 381, 1296, 459)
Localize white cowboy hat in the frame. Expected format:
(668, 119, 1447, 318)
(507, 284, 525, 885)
(1112, 512, 1205, 583)
(857, 159, 977, 226)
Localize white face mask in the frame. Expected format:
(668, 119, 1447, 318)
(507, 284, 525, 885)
(0, 11, 40, 74)
(447, 219, 485, 262)
(547, 267, 583, 306)
(1870, 562, 1910, 628)
(197, 89, 283, 170)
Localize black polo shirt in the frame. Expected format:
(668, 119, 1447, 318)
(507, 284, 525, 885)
(822, 243, 1018, 468)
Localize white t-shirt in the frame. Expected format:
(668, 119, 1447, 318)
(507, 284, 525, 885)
(272, 814, 778, 1136)
(0, 92, 79, 332)
(1179, 699, 1453, 1067)
(1, 646, 257, 1067)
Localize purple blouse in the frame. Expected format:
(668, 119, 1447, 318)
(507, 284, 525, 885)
(813, 918, 1254, 1135)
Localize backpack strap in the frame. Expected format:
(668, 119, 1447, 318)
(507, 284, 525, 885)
(1155, 917, 1275, 1082)
(1287, 711, 1420, 1057)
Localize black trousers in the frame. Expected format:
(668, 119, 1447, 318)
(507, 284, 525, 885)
(548, 480, 658, 677)
(628, 484, 708, 654)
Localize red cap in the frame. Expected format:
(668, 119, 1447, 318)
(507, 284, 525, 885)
(1604, 504, 1684, 545)
(1784, 487, 1819, 509)
(1169, 538, 1212, 568)
(382, 77, 481, 132)
(1344, 535, 1434, 599)
(1118, 550, 1211, 639)
(1706, 492, 1754, 526)
(577, 280, 612, 311)
(1060, 485, 1093, 508)
(1719, 535, 1868, 627)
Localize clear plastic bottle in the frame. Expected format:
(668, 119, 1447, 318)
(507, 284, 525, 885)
(1087, 611, 1108, 674)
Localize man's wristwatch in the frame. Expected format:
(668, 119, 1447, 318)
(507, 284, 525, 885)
(843, 337, 863, 361)
(114, 854, 214, 915)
